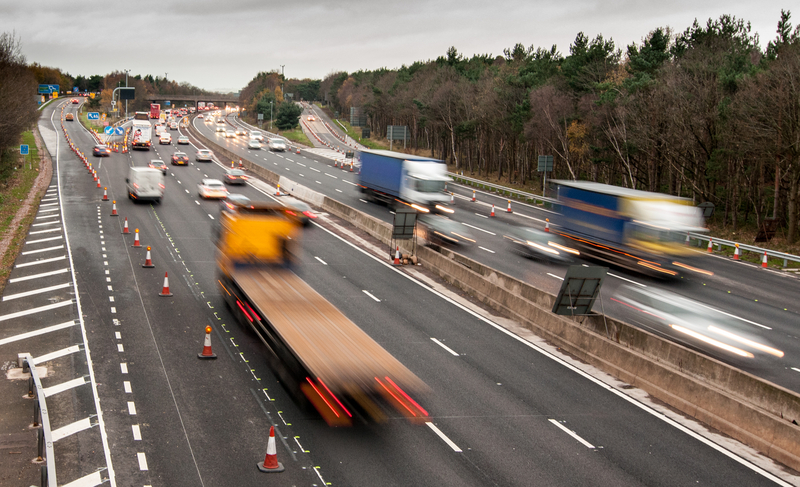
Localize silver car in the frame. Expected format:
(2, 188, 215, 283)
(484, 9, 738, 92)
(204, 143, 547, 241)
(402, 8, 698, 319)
(268, 138, 287, 151)
(195, 149, 213, 162)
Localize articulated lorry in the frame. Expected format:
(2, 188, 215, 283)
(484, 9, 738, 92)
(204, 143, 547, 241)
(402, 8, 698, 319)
(553, 180, 711, 277)
(130, 120, 152, 150)
(216, 202, 429, 426)
(357, 149, 452, 212)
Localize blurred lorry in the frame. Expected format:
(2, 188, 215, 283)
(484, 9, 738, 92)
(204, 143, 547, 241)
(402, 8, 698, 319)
(130, 120, 152, 150)
(358, 149, 452, 212)
(126, 167, 164, 204)
(553, 180, 710, 277)
(150, 103, 160, 120)
(216, 201, 429, 426)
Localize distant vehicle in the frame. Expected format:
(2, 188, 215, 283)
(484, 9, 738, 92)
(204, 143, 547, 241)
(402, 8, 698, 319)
(223, 169, 247, 185)
(93, 145, 111, 157)
(215, 126, 226, 133)
(307, 115, 315, 121)
(216, 118, 225, 125)
(154, 123, 164, 134)
(171, 152, 188, 165)
(126, 167, 164, 203)
(220, 193, 250, 214)
(247, 139, 261, 150)
(197, 102, 206, 111)
(71, 98, 79, 104)
(235, 128, 247, 136)
(283, 197, 317, 227)
(177, 135, 189, 145)
(418, 215, 474, 246)
(65, 113, 74, 121)
(224, 130, 236, 138)
(358, 149, 451, 213)
(249, 130, 263, 142)
(150, 103, 160, 119)
(197, 114, 204, 119)
(198, 178, 228, 199)
(133, 112, 150, 121)
(267, 138, 286, 151)
(503, 226, 578, 263)
(131, 120, 153, 150)
(195, 149, 213, 162)
(148, 159, 168, 174)
(159, 132, 171, 144)
(189, 107, 195, 113)
(170, 122, 178, 130)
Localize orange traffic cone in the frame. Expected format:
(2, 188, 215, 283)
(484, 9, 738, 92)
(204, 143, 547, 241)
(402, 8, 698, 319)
(102, 187, 108, 201)
(142, 246, 155, 268)
(111, 201, 118, 216)
(349, 162, 353, 172)
(257, 426, 284, 472)
(392, 246, 401, 266)
(762, 252, 768, 268)
(707, 238, 713, 253)
(231, 161, 235, 168)
(296, 147, 300, 154)
(198, 325, 217, 359)
(93, 171, 97, 182)
(97, 179, 101, 188)
(733, 243, 740, 260)
(132, 229, 141, 248)
(159, 272, 173, 296)
(507, 200, 512, 213)
(276, 184, 281, 196)
(685, 232, 690, 246)
(122, 217, 129, 233)
(490, 205, 495, 217)
(450, 192, 454, 204)
(545, 218, 550, 232)
(471, 190, 476, 202)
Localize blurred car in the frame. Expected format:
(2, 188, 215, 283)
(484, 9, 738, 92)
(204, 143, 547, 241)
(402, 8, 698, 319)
(177, 135, 190, 145)
(235, 128, 247, 136)
(223, 169, 248, 185)
(283, 197, 317, 227)
(170, 122, 178, 130)
(503, 227, 579, 263)
(93, 144, 111, 157)
(249, 130, 264, 142)
(613, 285, 784, 360)
(71, 98, 79, 104)
(171, 152, 189, 165)
(268, 138, 287, 151)
(198, 178, 228, 199)
(65, 113, 74, 121)
(247, 139, 262, 150)
(197, 114, 204, 119)
(148, 159, 168, 174)
(418, 215, 475, 246)
(224, 130, 236, 138)
(307, 115, 315, 121)
(215, 126, 226, 133)
(159, 133, 172, 144)
(220, 193, 251, 214)
(195, 149, 213, 162)
(154, 123, 165, 134)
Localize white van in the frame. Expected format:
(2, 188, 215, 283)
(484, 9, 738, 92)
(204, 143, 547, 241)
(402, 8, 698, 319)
(126, 167, 165, 204)
(249, 130, 264, 142)
(268, 138, 287, 152)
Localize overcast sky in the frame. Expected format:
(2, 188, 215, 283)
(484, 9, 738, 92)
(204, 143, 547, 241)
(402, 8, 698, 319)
(2, 0, 793, 93)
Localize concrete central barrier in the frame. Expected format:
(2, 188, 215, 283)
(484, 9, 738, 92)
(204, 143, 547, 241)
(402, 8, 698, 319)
(189, 118, 800, 472)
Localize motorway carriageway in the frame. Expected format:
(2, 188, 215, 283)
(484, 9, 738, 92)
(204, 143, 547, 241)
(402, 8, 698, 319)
(0, 99, 795, 485)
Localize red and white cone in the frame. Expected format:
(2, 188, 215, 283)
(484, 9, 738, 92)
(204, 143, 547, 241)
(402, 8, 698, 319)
(122, 217, 129, 234)
(296, 147, 301, 154)
(707, 238, 713, 253)
(111, 201, 118, 216)
(257, 426, 284, 472)
(685, 232, 690, 246)
(102, 187, 108, 201)
(349, 162, 353, 172)
(97, 179, 101, 188)
(490, 205, 495, 217)
(545, 218, 550, 232)
(507, 200, 512, 213)
(132, 229, 141, 248)
(198, 325, 217, 359)
(392, 246, 401, 266)
(450, 192, 454, 204)
(733, 244, 740, 260)
(471, 190, 476, 202)
(159, 272, 173, 297)
(142, 246, 155, 268)
(762, 251, 768, 268)
(93, 171, 97, 182)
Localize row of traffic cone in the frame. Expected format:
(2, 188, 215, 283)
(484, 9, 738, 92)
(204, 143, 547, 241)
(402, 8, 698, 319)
(702, 236, 770, 268)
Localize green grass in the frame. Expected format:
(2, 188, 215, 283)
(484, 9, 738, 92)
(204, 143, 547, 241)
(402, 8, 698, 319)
(332, 119, 387, 150)
(279, 127, 313, 147)
(78, 111, 105, 134)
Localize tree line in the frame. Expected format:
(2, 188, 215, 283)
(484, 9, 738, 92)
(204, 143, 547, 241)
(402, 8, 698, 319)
(307, 13, 800, 242)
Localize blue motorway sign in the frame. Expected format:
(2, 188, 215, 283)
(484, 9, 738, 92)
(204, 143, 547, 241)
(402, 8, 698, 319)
(20, 144, 29, 155)
(104, 126, 114, 135)
(73, 86, 78, 93)
(38, 84, 59, 94)
(87, 112, 100, 120)
(114, 127, 125, 136)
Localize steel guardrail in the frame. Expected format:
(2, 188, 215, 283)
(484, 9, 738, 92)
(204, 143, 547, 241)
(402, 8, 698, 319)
(447, 172, 558, 205)
(23, 353, 57, 487)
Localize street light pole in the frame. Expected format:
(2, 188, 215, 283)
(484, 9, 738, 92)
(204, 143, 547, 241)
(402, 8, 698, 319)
(124, 69, 129, 119)
(280, 65, 285, 99)
(269, 101, 273, 130)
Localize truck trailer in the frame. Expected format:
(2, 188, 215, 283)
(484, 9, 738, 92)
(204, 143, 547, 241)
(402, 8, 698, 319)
(357, 149, 452, 212)
(130, 120, 152, 150)
(553, 180, 711, 277)
(150, 103, 160, 119)
(216, 202, 429, 426)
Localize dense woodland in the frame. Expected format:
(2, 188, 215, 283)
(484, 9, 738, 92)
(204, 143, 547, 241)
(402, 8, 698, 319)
(306, 13, 800, 242)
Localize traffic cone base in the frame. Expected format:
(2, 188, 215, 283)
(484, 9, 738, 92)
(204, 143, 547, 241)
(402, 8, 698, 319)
(159, 272, 173, 296)
(258, 426, 284, 473)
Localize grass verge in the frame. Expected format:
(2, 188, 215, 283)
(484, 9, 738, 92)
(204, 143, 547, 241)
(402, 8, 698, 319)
(278, 127, 313, 147)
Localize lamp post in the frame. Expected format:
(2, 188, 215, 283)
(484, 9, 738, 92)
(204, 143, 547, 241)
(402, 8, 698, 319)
(269, 101, 273, 130)
(124, 69, 129, 119)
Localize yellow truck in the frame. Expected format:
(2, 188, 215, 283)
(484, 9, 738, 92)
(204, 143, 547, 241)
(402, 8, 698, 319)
(216, 202, 429, 426)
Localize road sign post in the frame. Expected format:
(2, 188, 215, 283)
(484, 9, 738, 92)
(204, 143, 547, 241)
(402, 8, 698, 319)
(537, 155, 554, 194)
(20, 144, 30, 169)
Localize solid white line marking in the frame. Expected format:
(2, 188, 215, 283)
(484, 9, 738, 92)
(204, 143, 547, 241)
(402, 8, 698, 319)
(124, 381, 132, 393)
(26, 236, 63, 244)
(608, 272, 646, 287)
(3, 282, 70, 301)
(359, 199, 368, 203)
(43, 377, 87, 397)
(21, 245, 64, 255)
(547, 273, 564, 280)
(549, 419, 595, 448)
(311, 167, 321, 172)
(61, 470, 103, 487)
(127, 402, 136, 415)
(32, 344, 81, 365)
(691, 301, 771, 330)
(15, 256, 66, 267)
(462, 223, 496, 235)
(342, 180, 357, 186)
(40, 198, 57, 202)
(426, 422, 462, 452)
(38, 208, 60, 213)
(478, 246, 495, 254)
(208, 214, 214, 220)
(35, 214, 59, 220)
(325, 173, 337, 179)
(792, 368, 800, 373)
(117, 344, 124, 352)
(29, 227, 61, 234)
(120, 363, 128, 374)
(315, 257, 327, 265)
(430, 338, 459, 356)
(132, 425, 142, 440)
(362, 290, 381, 302)
(137, 452, 148, 471)
(474, 213, 488, 219)
(51, 417, 93, 442)
(39, 202, 59, 207)
(8, 268, 69, 284)
(335, 188, 342, 193)
(0, 320, 76, 346)
(0, 299, 72, 322)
